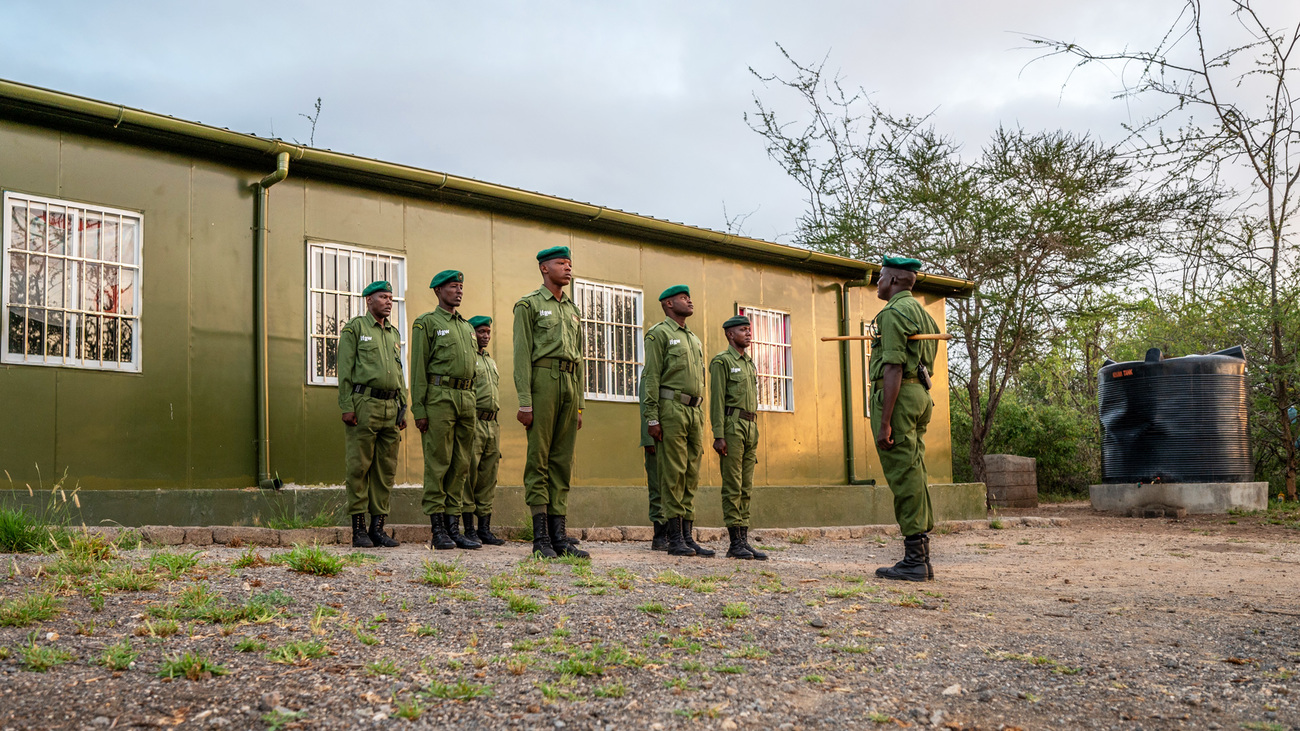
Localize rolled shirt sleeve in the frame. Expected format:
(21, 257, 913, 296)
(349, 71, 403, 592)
(875, 309, 911, 366)
(513, 301, 535, 409)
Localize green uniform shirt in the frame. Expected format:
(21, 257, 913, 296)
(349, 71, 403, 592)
(869, 291, 939, 381)
(641, 318, 705, 423)
(474, 350, 500, 412)
(512, 287, 585, 409)
(337, 314, 408, 413)
(708, 346, 758, 440)
(409, 306, 477, 420)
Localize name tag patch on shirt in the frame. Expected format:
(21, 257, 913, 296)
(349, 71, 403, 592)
(731, 367, 742, 373)
(539, 310, 553, 317)
(359, 335, 373, 342)
(437, 329, 450, 336)
(669, 339, 681, 345)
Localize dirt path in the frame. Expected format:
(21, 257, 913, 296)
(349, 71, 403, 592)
(1, 504, 1297, 730)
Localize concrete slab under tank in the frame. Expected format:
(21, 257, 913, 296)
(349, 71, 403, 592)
(1089, 481, 1269, 514)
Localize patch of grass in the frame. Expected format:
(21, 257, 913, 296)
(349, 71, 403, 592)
(281, 544, 345, 576)
(637, 602, 669, 615)
(0, 591, 63, 627)
(0, 505, 64, 553)
(721, 602, 751, 619)
(713, 663, 745, 674)
(148, 550, 201, 579)
(593, 681, 627, 698)
(393, 697, 425, 721)
(504, 593, 543, 615)
(365, 658, 401, 676)
(727, 644, 770, 660)
(259, 493, 342, 530)
(261, 710, 307, 731)
(868, 712, 895, 723)
(232, 548, 270, 569)
(134, 618, 179, 638)
(655, 570, 719, 594)
(664, 677, 691, 691)
(787, 533, 809, 544)
(421, 559, 468, 588)
(803, 674, 824, 683)
(101, 567, 158, 592)
(825, 586, 862, 599)
(157, 652, 228, 680)
(679, 659, 705, 672)
(234, 637, 265, 653)
(989, 519, 1006, 530)
(20, 641, 74, 672)
(96, 638, 138, 670)
(424, 678, 493, 700)
(414, 624, 439, 638)
(266, 639, 330, 665)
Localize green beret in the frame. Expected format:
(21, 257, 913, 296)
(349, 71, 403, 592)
(362, 281, 391, 297)
(429, 270, 464, 289)
(722, 315, 750, 330)
(881, 256, 923, 272)
(658, 284, 690, 301)
(536, 246, 572, 264)
(469, 316, 492, 329)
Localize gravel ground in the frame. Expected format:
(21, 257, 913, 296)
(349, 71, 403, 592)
(1, 503, 1298, 731)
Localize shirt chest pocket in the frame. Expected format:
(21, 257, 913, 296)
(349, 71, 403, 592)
(356, 339, 382, 367)
(535, 314, 560, 344)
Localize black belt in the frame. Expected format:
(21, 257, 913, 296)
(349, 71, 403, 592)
(352, 384, 401, 400)
(660, 387, 703, 407)
(431, 375, 474, 390)
(534, 357, 577, 373)
(725, 407, 757, 421)
(478, 410, 498, 421)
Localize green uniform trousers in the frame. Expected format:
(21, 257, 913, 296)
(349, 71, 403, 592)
(720, 417, 758, 527)
(870, 381, 934, 537)
(657, 399, 704, 521)
(524, 364, 580, 516)
(466, 417, 501, 517)
(344, 395, 402, 516)
(420, 387, 476, 516)
(644, 446, 662, 524)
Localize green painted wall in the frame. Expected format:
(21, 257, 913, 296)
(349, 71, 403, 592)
(0, 118, 956, 498)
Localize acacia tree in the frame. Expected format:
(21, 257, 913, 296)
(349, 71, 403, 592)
(1032, 0, 1300, 499)
(748, 50, 1194, 482)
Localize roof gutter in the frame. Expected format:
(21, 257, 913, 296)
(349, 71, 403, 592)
(0, 78, 975, 295)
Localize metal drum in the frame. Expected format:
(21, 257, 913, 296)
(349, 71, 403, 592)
(1098, 346, 1251, 484)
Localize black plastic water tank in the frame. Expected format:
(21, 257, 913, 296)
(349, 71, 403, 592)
(1098, 345, 1251, 484)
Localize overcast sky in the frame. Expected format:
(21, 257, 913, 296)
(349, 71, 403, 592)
(3, 1, 1296, 245)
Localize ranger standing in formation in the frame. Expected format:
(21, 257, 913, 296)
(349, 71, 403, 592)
(411, 270, 481, 551)
(709, 315, 767, 561)
(465, 315, 505, 546)
(337, 280, 408, 549)
(514, 247, 589, 559)
(869, 257, 940, 581)
(642, 285, 713, 558)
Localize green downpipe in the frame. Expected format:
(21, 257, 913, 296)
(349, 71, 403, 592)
(839, 280, 875, 486)
(253, 152, 289, 490)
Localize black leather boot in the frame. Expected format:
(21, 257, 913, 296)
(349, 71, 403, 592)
(548, 515, 590, 558)
(922, 533, 934, 579)
(429, 513, 455, 550)
(664, 517, 695, 557)
(461, 514, 482, 548)
(476, 514, 506, 546)
(741, 527, 768, 561)
(651, 522, 668, 551)
(681, 519, 715, 557)
(531, 512, 557, 558)
(446, 513, 480, 550)
(875, 533, 930, 582)
(351, 513, 375, 548)
(725, 526, 753, 559)
(368, 515, 399, 547)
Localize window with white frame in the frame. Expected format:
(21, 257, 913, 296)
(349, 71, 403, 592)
(737, 305, 793, 411)
(2, 192, 143, 371)
(574, 279, 643, 402)
(307, 242, 407, 385)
